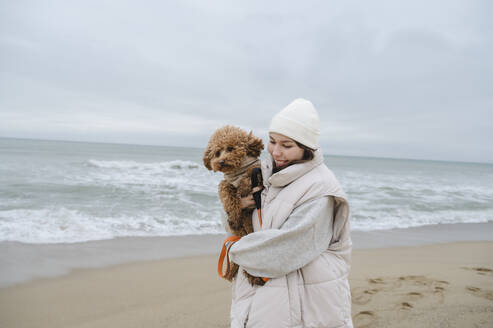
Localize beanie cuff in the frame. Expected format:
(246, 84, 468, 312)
(269, 115, 319, 150)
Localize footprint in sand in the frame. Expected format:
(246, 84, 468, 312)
(351, 276, 405, 306)
(355, 275, 450, 310)
(351, 287, 380, 305)
(398, 275, 431, 287)
(394, 291, 424, 310)
(368, 278, 384, 284)
(352, 310, 377, 328)
(398, 276, 449, 292)
(462, 267, 493, 277)
(465, 286, 493, 301)
(430, 280, 449, 303)
(368, 277, 402, 290)
(399, 302, 414, 310)
(406, 291, 424, 301)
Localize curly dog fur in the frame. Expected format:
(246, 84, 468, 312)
(203, 125, 265, 286)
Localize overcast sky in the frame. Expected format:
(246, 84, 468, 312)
(1, 0, 492, 163)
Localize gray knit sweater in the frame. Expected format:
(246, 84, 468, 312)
(229, 196, 334, 278)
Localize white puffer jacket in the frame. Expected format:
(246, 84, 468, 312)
(228, 150, 353, 328)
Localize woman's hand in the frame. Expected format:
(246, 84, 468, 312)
(240, 187, 263, 209)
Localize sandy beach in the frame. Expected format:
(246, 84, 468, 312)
(1, 224, 492, 327)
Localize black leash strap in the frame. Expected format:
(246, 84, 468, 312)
(251, 167, 262, 210)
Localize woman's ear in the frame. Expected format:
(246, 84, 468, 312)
(246, 132, 264, 158)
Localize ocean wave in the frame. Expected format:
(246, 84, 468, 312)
(74, 159, 220, 194)
(0, 206, 224, 244)
(1, 198, 492, 244)
(87, 159, 201, 170)
(350, 208, 493, 231)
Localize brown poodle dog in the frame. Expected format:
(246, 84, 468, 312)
(203, 125, 266, 286)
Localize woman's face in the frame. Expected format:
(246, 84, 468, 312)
(268, 132, 304, 168)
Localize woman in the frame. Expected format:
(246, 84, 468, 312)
(228, 98, 353, 328)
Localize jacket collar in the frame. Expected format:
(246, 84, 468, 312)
(262, 149, 324, 188)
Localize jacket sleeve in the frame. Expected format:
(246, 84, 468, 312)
(229, 196, 334, 278)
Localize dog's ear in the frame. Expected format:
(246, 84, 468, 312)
(203, 143, 213, 170)
(246, 131, 264, 158)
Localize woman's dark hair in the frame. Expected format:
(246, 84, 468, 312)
(295, 141, 315, 161)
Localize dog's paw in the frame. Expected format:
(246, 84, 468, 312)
(244, 271, 266, 286)
(223, 263, 239, 282)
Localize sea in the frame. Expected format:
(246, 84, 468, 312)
(1, 137, 492, 244)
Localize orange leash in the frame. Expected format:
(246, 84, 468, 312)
(217, 210, 270, 283)
(218, 235, 241, 278)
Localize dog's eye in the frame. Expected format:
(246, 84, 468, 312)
(226, 147, 234, 152)
(215, 151, 220, 157)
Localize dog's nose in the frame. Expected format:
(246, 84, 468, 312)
(219, 160, 225, 166)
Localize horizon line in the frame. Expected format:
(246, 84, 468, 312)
(1, 135, 491, 166)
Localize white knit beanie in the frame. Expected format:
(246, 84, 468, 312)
(269, 98, 320, 150)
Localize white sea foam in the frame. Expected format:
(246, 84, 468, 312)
(0, 206, 224, 244)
